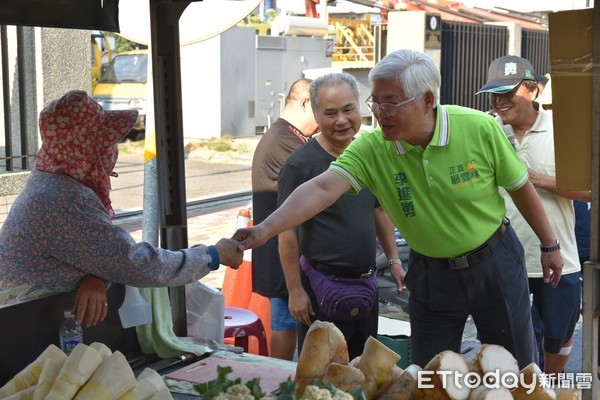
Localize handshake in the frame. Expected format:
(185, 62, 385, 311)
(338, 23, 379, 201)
(214, 224, 270, 269)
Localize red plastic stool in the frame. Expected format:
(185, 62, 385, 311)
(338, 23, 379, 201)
(224, 306, 269, 356)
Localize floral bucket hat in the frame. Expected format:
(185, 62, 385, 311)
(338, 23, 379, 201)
(34, 90, 139, 218)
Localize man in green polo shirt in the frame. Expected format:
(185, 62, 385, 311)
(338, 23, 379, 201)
(234, 49, 564, 369)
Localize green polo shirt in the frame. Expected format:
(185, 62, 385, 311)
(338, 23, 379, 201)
(330, 104, 527, 258)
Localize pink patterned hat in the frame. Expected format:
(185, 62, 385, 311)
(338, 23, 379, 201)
(35, 90, 139, 217)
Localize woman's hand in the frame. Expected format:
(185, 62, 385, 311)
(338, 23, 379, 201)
(214, 238, 244, 269)
(73, 275, 108, 327)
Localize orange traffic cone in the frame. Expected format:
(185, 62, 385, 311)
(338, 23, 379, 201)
(221, 209, 252, 308)
(220, 209, 272, 356)
(248, 291, 272, 356)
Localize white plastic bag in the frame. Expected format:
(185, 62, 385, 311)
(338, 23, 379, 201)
(185, 281, 225, 344)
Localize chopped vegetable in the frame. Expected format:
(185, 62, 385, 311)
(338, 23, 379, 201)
(0, 344, 67, 398)
(194, 366, 267, 400)
(194, 366, 365, 400)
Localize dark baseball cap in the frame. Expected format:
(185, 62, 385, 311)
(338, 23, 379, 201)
(477, 55, 537, 94)
(535, 73, 549, 87)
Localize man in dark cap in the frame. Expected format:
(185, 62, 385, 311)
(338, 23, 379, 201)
(478, 55, 590, 374)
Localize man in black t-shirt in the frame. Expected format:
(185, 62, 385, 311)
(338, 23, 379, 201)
(278, 73, 403, 359)
(251, 79, 318, 360)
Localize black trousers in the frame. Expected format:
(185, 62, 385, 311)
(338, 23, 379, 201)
(405, 225, 537, 369)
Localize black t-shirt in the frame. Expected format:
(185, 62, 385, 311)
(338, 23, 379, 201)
(278, 139, 379, 270)
(251, 118, 309, 297)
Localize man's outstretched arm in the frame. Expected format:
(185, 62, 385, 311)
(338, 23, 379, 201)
(233, 171, 351, 249)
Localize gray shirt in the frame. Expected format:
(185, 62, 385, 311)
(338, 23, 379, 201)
(0, 169, 213, 291)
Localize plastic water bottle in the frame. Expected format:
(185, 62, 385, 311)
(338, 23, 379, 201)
(236, 209, 251, 230)
(59, 310, 83, 355)
(235, 209, 252, 262)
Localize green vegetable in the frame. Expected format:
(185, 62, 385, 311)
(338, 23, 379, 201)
(278, 379, 297, 400)
(194, 366, 366, 400)
(194, 366, 267, 400)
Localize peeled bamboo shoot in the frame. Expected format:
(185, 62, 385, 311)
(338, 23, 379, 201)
(354, 336, 401, 400)
(511, 363, 556, 400)
(294, 321, 349, 396)
(416, 350, 471, 400)
(0, 344, 67, 398)
(89, 342, 112, 360)
(468, 386, 513, 399)
(378, 364, 422, 400)
(1, 386, 36, 400)
(45, 343, 102, 400)
(32, 358, 64, 400)
(148, 386, 174, 399)
(469, 344, 519, 382)
(74, 351, 136, 400)
(118, 368, 167, 400)
(322, 363, 365, 392)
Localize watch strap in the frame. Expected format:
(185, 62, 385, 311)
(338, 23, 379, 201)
(540, 239, 561, 253)
(387, 258, 402, 267)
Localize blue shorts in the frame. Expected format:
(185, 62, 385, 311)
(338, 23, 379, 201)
(269, 297, 298, 331)
(529, 272, 581, 354)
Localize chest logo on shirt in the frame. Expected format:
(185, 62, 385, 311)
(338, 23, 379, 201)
(449, 160, 480, 188)
(394, 172, 415, 217)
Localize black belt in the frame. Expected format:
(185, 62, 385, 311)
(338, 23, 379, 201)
(311, 260, 374, 279)
(416, 218, 509, 270)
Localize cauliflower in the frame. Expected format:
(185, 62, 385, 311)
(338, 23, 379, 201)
(214, 384, 255, 400)
(302, 385, 332, 400)
(196, 366, 277, 400)
(331, 390, 353, 400)
(195, 366, 357, 400)
(300, 384, 353, 400)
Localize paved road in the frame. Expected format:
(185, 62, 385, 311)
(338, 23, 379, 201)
(111, 154, 252, 213)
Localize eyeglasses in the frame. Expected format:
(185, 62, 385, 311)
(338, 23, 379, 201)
(366, 95, 416, 115)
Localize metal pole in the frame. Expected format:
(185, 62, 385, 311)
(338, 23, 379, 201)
(149, 0, 190, 336)
(142, 48, 159, 247)
(1, 25, 13, 172)
(583, 3, 600, 399)
(16, 26, 28, 171)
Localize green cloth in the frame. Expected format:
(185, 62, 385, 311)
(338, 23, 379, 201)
(136, 153, 213, 358)
(136, 287, 212, 358)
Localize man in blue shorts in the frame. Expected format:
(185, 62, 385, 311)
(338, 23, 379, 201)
(235, 49, 564, 369)
(251, 79, 319, 360)
(477, 55, 590, 374)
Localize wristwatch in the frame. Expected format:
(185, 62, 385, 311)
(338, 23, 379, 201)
(540, 239, 561, 253)
(387, 258, 402, 267)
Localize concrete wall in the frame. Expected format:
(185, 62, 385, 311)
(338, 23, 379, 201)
(0, 27, 89, 171)
(220, 27, 256, 138)
(180, 26, 256, 140)
(40, 28, 91, 105)
(180, 34, 222, 140)
(387, 11, 441, 70)
(255, 35, 331, 132)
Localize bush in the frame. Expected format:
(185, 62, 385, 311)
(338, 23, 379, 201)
(206, 136, 234, 152)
